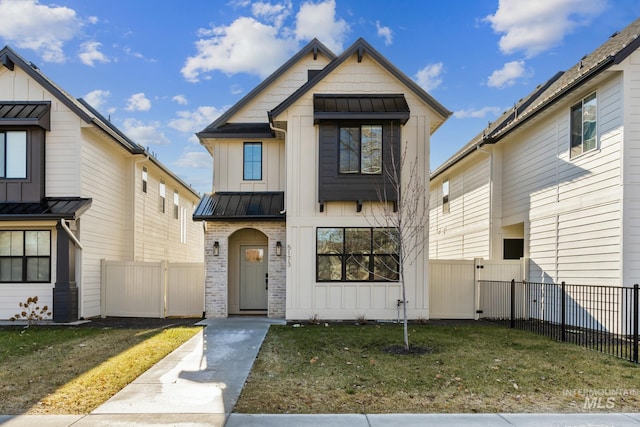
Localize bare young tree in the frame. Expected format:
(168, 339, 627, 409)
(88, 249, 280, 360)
(367, 141, 429, 350)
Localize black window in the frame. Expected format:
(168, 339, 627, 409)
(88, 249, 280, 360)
(503, 239, 524, 260)
(243, 142, 262, 180)
(339, 125, 382, 175)
(0, 230, 51, 282)
(0, 131, 27, 179)
(316, 227, 399, 282)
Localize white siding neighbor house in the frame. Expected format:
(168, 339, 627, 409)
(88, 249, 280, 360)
(0, 46, 203, 321)
(429, 17, 640, 288)
(194, 38, 451, 320)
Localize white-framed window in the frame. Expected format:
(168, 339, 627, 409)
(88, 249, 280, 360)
(142, 166, 148, 193)
(0, 131, 27, 179)
(442, 179, 450, 214)
(173, 190, 179, 219)
(570, 92, 597, 158)
(159, 180, 166, 213)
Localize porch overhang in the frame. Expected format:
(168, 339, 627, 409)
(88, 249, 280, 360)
(193, 192, 285, 221)
(0, 197, 92, 221)
(313, 94, 410, 125)
(0, 101, 51, 130)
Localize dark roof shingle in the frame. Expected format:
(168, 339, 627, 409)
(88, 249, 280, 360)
(193, 192, 285, 221)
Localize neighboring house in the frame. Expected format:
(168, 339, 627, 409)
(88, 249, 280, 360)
(0, 46, 203, 321)
(194, 38, 450, 320)
(429, 17, 640, 287)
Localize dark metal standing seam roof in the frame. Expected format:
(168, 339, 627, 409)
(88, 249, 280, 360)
(313, 94, 410, 124)
(0, 197, 92, 220)
(193, 192, 285, 221)
(0, 102, 51, 130)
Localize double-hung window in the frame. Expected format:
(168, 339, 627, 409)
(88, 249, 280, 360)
(0, 231, 51, 282)
(339, 125, 382, 174)
(316, 227, 399, 282)
(243, 142, 262, 180)
(570, 92, 597, 158)
(0, 131, 27, 179)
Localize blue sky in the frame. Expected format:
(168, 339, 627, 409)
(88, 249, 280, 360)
(0, 0, 637, 194)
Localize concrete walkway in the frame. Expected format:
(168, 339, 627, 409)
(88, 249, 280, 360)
(1, 317, 639, 426)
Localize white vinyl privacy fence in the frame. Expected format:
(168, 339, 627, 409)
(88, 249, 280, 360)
(101, 260, 204, 318)
(429, 258, 525, 319)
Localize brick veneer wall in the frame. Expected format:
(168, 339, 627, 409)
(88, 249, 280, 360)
(204, 221, 286, 318)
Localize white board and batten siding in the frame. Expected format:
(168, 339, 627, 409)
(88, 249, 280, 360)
(501, 73, 624, 286)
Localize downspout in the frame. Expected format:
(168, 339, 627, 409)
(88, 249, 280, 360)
(474, 145, 492, 320)
(269, 118, 287, 215)
(60, 219, 83, 249)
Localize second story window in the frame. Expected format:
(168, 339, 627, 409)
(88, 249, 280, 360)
(142, 166, 148, 193)
(243, 142, 262, 180)
(0, 131, 27, 179)
(442, 179, 450, 214)
(339, 125, 382, 174)
(570, 92, 597, 158)
(173, 190, 179, 219)
(159, 180, 166, 213)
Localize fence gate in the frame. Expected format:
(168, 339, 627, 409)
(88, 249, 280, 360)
(429, 258, 525, 319)
(101, 260, 204, 318)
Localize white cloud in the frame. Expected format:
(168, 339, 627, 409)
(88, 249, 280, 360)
(181, 17, 297, 81)
(376, 21, 392, 46)
(487, 60, 528, 88)
(415, 63, 444, 92)
(122, 119, 170, 146)
(181, 0, 348, 81)
(78, 41, 110, 66)
(230, 84, 243, 95)
(87, 16, 99, 24)
(454, 106, 503, 119)
(83, 89, 111, 110)
(252, 1, 292, 28)
(485, 0, 606, 57)
(295, 0, 349, 53)
(0, 0, 82, 63)
(175, 151, 212, 169)
(125, 93, 152, 111)
(168, 106, 224, 133)
(172, 95, 188, 105)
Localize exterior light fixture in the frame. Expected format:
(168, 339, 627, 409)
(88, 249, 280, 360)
(213, 241, 219, 256)
(276, 241, 282, 256)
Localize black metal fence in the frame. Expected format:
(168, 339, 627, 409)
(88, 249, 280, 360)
(478, 280, 639, 363)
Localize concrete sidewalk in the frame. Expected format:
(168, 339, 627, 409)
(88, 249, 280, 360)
(0, 317, 639, 426)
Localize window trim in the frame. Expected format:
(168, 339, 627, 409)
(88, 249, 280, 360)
(316, 227, 399, 282)
(570, 91, 597, 159)
(442, 179, 450, 214)
(243, 142, 263, 181)
(142, 166, 148, 193)
(0, 131, 28, 179)
(0, 230, 51, 283)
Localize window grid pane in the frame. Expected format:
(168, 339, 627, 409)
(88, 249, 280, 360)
(244, 143, 262, 180)
(5, 131, 27, 178)
(360, 125, 382, 174)
(339, 128, 360, 174)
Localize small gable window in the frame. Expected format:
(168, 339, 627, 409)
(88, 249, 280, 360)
(570, 92, 597, 158)
(0, 131, 27, 179)
(339, 125, 382, 175)
(243, 142, 262, 181)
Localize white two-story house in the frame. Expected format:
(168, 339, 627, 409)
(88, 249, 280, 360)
(0, 46, 203, 321)
(429, 17, 640, 288)
(195, 38, 450, 320)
